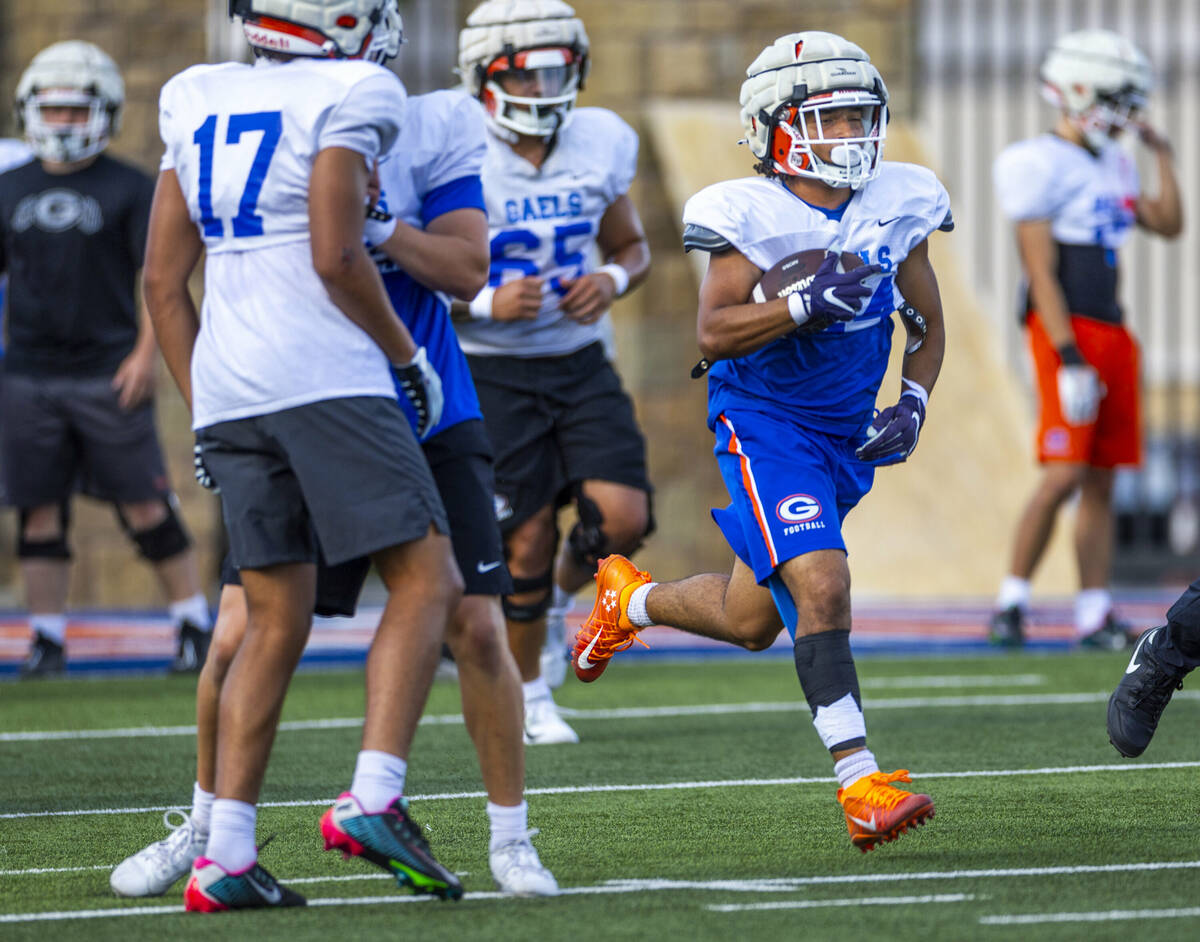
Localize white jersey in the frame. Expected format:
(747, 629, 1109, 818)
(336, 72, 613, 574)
(455, 106, 638, 358)
(158, 57, 407, 429)
(373, 89, 486, 286)
(683, 164, 951, 434)
(993, 133, 1139, 248)
(684, 163, 951, 332)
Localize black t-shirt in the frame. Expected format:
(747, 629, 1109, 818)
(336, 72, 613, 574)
(0, 153, 154, 377)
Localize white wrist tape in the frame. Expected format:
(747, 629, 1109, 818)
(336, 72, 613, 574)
(363, 212, 398, 248)
(901, 377, 930, 409)
(468, 286, 495, 320)
(595, 263, 630, 297)
(786, 290, 812, 327)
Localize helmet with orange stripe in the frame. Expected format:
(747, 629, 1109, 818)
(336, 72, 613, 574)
(740, 31, 888, 190)
(459, 0, 590, 140)
(229, 0, 403, 63)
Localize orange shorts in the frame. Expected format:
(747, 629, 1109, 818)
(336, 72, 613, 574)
(1027, 313, 1141, 468)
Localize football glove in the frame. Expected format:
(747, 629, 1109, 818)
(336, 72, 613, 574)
(1056, 348, 1102, 425)
(855, 393, 926, 466)
(391, 346, 443, 440)
(193, 443, 219, 493)
(789, 252, 882, 330)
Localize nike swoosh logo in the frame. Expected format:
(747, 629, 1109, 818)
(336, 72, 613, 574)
(576, 630, 602, 671)
(1125, 626, 1160, 674)
(877, 216, 900, 226)
(245, 869, 283, 904)
(823, 285, 854, 313)
(848, 812, 878, 830)
(476, 560, 502, 573)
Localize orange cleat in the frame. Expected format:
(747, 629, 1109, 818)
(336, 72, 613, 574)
(572, 554, 652, 682)
(837, 769, 934, 852)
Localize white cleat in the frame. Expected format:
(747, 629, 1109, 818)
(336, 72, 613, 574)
(110, 809, 207, 897)
(489, 831, 559, 897)
(540, 605, 570, 690)
(523, 693, 579, 745)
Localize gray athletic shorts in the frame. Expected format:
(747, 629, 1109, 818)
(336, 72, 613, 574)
(0, 371, 170, 507)
(196, 396, 448, 569)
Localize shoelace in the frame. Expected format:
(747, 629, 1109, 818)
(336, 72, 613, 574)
(492, 829, 543, 868)
(588, 625, 651, 660)
(1131, 665, 1184, 719)
(146, 810, 198, 869)
(854, 770, 914, 811)
(394, 799, 434, 852)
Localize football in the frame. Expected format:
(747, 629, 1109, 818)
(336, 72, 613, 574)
(751, 249, 866, 304)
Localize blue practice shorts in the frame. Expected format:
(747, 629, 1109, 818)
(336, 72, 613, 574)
(711, 408, 875, 632)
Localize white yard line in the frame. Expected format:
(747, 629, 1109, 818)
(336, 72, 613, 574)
(7, 688, 1194, 743)
(4, 761, 1200, 823)
(980, 906, 1200, 925)
(5, 864, 1200, 923)
(707, 893, 974, 911)
(859, 674, 1044, 688)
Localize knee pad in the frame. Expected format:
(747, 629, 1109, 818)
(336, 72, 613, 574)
(17, 505, 71, 559)
(128, 502, 192, 562)
(502, 571, 553, 622)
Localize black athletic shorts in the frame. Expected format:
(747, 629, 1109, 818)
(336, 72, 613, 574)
(221, 418, 512, 615)
(0, 372, 171, 507)
(466, 341, 651, 533)
(198, 396, 447, 571)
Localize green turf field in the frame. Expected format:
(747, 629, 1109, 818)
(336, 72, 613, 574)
(3, 652, 1199, 940)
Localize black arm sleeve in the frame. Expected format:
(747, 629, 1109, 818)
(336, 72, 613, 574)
(682, 223, 734, 254)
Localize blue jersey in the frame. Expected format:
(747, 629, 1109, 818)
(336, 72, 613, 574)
(682, 164, 951, 438)
(373, 91, 488, 437)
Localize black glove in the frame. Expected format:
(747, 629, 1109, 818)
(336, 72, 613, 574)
(391, 346, 443, 439)
(193, 443, 219, 492)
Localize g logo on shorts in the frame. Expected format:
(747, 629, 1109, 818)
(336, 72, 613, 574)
(776, 493, 822, 523)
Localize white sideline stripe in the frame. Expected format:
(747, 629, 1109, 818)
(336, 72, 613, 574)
(5, 761, 1200, 822)
(9, 688, 1194, 743)
(980, 906, 1200, 925)
(859, 673, 1045, 689)
(0, 865, 110, 876)
(708, 893, 974, 912)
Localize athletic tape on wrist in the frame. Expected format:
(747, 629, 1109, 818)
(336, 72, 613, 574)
(595, 263, 630, 297)
(901, 377, 929, 409)
(469, 286, 496, 320)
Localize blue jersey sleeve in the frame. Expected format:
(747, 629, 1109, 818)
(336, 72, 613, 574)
(420, 174, 485, 227)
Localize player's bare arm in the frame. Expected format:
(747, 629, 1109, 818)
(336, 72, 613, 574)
(1014, 219, 1076, 350)
(560, 194, 650, 324)
(892, 237, 945, 394)
(112, 301, 159, 410)
(143, 168, 204, 410)
(695, 248, 797, 362)
(375, 207, 489, 300)
(1134, 127, 1183, 238)
(309, 146, 419, 364)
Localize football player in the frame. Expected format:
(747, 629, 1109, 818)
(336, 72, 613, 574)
(454, 0, 653, 744)
(988, 30, 1182, 650)
(112, 78, 557, 902)
(142, 0, 462, 911)
(0, 42, 212, 678)
(572, 32, 952, 852)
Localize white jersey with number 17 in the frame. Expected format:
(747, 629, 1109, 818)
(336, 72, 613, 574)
(158, 57, 407, 429)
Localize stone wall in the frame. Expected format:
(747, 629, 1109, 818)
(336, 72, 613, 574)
(0, 1, 916, 606)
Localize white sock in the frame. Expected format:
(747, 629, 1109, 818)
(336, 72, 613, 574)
(834, 749, 880, 789)
(627, 582, 658, 628)
(350, 749, 407, 813)
(191, 782, 214, 835)
(486, 800, 529, 851)
(205, 799, 256, 873)
(523, 676, 552, 703)
(1075, 588, 1112, 635)
(995, 576, 1031, 612)
(812, 692, 868, 752)
(549, 584, 571, 615)
(30, 614, 67, 645)
(169, 593, 212, 632)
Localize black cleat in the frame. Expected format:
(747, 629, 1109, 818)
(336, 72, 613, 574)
(20, 633, 65, 679)
(1081, 612, 1137, 651)
(988, 606, 1025, 647)
(169, 620, 212, 674)
(1107, 625, 1193, 757)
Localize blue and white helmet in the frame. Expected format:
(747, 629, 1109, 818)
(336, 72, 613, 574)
(15, 41, 124, 164)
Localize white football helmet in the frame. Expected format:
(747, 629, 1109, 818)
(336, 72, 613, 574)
(1041, 29, 1151, 151)
(459, 0, 590, 140)
(15, 41, 123, 164)
(229, 0, 403, 63)
(740, 31, 888, 190)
